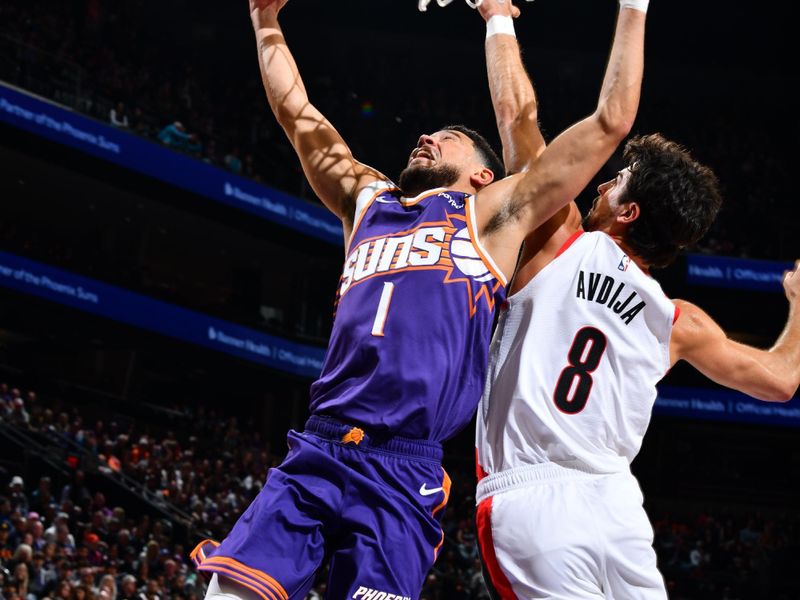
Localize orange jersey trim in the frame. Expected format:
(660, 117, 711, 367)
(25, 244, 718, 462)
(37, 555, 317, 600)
(432, 468, 451, 518)
(189, 539, 220, 565)
(434, 530, 445, 560)
(432, 467, 452, 560)
(197, 564, 280, 600)
(199, 556, 288, 600)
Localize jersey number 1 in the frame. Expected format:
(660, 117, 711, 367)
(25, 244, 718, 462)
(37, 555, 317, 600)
(553, 327, 607, 414)
(371, 282, 395, 337)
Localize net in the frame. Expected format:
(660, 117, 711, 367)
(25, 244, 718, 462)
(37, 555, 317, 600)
(418, 0, 532, 12)
(418, 0, 481, 11)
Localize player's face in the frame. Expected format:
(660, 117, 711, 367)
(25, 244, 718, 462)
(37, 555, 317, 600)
(406, 130, 475, 170)
(398, 130, 476, 195)
(584, 168, 632, 231)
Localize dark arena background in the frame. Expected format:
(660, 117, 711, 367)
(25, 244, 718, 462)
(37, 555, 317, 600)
(1, 0, 798, 598)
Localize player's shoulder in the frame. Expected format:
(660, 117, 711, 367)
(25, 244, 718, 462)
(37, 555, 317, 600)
(670, 299, 713, 337)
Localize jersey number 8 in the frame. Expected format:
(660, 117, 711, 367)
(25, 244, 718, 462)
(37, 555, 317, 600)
(553, 326, 608, 414)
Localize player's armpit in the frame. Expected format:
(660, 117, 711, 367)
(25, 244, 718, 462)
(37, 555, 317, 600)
(670, 300, 797, 402)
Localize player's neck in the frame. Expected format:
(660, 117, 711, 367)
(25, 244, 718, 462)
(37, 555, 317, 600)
(602, 230, 650, 273)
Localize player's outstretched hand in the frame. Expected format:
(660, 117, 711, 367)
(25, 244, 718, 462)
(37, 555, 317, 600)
(784, 260, 800, 303)
(250, 0, 288, 28)
(477, 0, 521, 21)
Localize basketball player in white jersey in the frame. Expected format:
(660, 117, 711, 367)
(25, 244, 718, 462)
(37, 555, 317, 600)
(473, 1, 800, 598)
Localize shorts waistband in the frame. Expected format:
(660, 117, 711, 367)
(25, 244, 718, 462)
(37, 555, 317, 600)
(476, 461, 612, 503)
(304, 415, 443, 461)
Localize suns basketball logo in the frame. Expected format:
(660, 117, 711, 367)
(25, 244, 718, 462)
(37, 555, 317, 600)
(450, 227, 493, 282)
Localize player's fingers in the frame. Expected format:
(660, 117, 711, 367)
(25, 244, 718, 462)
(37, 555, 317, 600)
(511, 5, 521, 18)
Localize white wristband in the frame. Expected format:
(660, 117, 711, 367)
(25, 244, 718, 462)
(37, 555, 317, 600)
(486, 15, 516, 39)
(619, 0, 649, 13)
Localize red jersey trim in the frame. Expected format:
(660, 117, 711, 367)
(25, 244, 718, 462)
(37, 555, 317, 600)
(555, 229, 585, 258)
(476, 497, 518, 599)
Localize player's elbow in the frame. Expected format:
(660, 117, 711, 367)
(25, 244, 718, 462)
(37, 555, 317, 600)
(496, 95, 537, 124)
(758, 380, 798, 403)
(776, 381, 799, 402)
(594, 103, 635, 141)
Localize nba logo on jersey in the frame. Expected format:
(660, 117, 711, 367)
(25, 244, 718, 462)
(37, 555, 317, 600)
(618, 255, 631, 272)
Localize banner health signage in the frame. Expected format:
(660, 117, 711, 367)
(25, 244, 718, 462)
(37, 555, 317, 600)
(655, 385, 800, 428)
(0, 82, 342, 245)
(687, 254, 793, 292)
(0, 251, 326, 379)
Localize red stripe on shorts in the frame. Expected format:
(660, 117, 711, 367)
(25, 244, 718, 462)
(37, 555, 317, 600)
(476, 497, 517, 599)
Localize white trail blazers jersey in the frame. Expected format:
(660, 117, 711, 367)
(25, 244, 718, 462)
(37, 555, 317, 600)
(477, 231, 678, 475)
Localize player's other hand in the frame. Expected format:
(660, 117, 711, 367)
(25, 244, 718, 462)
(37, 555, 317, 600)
(784, 260, 800, 302)
(250, 0, 288, 27)
(478, 0, 521, 21)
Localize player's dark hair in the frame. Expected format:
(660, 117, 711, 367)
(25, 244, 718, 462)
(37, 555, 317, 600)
(442, 124, 505, 181)
(621, 134, 722, 268)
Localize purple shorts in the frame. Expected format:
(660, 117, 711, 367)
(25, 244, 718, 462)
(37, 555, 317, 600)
(191, 415, 451, 600)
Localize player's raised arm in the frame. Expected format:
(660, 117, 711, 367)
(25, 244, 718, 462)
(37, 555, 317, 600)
(478, 1, 646, 244)
(478, 0, 545, 174)
(250, 0, 385, 231)
(671, 261, 800, 402)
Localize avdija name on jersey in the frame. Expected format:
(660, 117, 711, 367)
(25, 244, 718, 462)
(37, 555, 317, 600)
(576, 269, 646, 325)
(338, 212, 502, 317)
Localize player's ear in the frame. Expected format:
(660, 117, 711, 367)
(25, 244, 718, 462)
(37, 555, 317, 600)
(616, 201, 640, 225)
(470, 167, 494, 188)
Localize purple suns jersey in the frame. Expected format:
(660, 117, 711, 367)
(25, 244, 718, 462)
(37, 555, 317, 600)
(309, 181, 507, 442)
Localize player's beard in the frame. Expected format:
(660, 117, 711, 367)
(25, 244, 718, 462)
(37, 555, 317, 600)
(582, 197, 601, 231)
(397, 163, 460, 197)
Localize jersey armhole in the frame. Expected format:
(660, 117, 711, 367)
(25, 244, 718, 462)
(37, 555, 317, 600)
(348, 180, 398, 251)
(465, 195, 508, 287)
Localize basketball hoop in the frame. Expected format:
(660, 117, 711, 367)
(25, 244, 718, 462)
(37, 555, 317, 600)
(418, 0, 478, 11)
(418, 0, 531, 12)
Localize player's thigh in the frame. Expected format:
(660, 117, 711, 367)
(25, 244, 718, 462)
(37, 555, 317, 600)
(196, 433, 337, 599)
(601, 474, 667, 600)
(479, 483, 605, 600)
(325, 456, 447, 600)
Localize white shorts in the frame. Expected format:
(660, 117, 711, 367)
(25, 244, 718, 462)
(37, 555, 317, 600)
(475, 463, 667, 600)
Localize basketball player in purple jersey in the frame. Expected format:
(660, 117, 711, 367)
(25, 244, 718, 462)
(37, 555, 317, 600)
(473, 0, 800, 597)
(191, 0, 647, 598)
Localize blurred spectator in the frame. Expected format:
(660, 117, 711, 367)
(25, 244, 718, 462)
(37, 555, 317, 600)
(7, 479, 27, 516)
(109, 103, 129, 128)
(156, 122, 200, 156)
(118, 575, 137, 600)
(98, 574, 117, 600)
(223, 148, 242, 175)
(28, 478, 53, 517)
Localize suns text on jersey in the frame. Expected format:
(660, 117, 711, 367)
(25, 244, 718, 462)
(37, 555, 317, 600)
(339, 226, 447, 296)
(576, 270, 646, 325)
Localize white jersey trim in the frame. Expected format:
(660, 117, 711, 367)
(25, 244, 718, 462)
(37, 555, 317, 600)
(465, 194, 508, 286)
(348, 179, 398, 251)
(399, 187, 448, 206)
